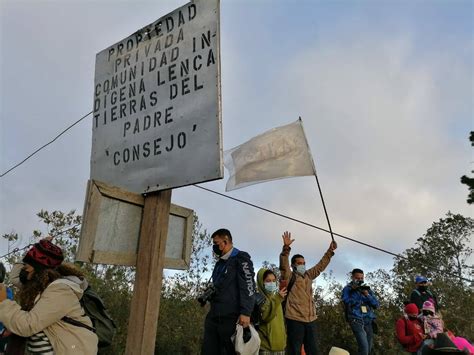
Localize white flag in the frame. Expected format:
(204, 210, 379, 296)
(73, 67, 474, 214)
(224, 119, 315, 191)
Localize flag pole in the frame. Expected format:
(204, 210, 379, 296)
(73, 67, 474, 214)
(299, 117, 335, 242)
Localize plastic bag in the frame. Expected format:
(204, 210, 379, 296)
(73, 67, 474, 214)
(233, 324, 260, 355)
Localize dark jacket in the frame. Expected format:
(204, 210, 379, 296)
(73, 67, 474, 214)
(409, 288, 438, 312)
(342, 284, 379, 321)
(209, 248, 256, 318)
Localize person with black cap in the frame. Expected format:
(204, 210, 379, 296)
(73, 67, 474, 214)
(201, 228, 256, 355)
(410, 276, 439, 313)
(0, 238, 98, 354)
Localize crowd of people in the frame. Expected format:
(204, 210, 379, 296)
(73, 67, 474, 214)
(395, 277, 474, 355)
(0, 232, 472, 354)
(202, 228, 473, 355)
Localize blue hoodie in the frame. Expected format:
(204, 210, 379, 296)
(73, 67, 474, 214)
(0, 285, 13, 333)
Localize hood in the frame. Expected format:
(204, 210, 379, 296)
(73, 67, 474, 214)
(257, 268, 272, 297)
(51, 275, 89, 300)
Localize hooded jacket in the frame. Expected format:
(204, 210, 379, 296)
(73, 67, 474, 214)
(395, 316, 424, 353)
(279, 245, 334, 322)
(0, 275, 98, 354)
(255, 268, 286, 352)
(209, 248, 256, 318)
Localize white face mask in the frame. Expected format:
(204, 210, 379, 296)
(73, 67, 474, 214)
(264, 282, 278, 293)
(295, 265, 306, 275)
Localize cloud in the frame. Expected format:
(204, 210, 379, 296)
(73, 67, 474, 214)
(271, 32, 472, 261)
(1, 0, 472, 285)
(132, 28, 473, 277)
(214, 30, 473, 275)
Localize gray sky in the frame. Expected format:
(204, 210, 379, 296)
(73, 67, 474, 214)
(1, 0, 472, 283)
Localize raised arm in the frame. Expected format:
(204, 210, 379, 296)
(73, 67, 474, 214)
(279, 231, 294, 281)
(0, 283, 77, 337)
(306, 241, 337, 280)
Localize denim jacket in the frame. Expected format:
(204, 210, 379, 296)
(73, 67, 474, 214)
(342, 284, 379, 321)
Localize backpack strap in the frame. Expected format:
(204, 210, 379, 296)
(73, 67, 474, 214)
(414, 288, 433, 301)
(62, 316, 96, 333)
(281, 273, 297, 314)
(287, 272, 297, 295)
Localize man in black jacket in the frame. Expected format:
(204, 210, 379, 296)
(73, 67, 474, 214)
(201, 228, 256, 355)
(409, 275, 439, 313)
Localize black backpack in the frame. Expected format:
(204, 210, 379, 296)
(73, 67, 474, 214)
(63, 286, 117, 348)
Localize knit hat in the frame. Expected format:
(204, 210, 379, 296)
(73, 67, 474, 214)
(421, 333, 468, 354)
(329, 347, 350, 355)
(422, 300, 435, 313)
(23, 239, 64, 270)
(404, 303, 419, 315)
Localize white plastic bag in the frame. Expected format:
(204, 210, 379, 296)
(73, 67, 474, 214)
(329, 347, 350, 355)
(232, 324, 260, 355)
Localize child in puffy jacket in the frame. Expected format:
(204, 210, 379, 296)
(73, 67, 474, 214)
(420, 300, 444, 340)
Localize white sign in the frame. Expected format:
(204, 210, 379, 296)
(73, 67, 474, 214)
(91, 0, 222, 193)
(76, 180, 194, 269)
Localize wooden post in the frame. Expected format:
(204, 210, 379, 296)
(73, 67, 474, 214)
(125, 189, 172, 354)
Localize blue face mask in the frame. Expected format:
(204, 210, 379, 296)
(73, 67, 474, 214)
(264, 282, 277, 293)
(295, 265, 306, 275)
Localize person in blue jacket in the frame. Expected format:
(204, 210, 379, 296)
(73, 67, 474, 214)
(201, 228, 256, 355)
(342, 268, 379, 355)
(0, 262, 14, 354)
